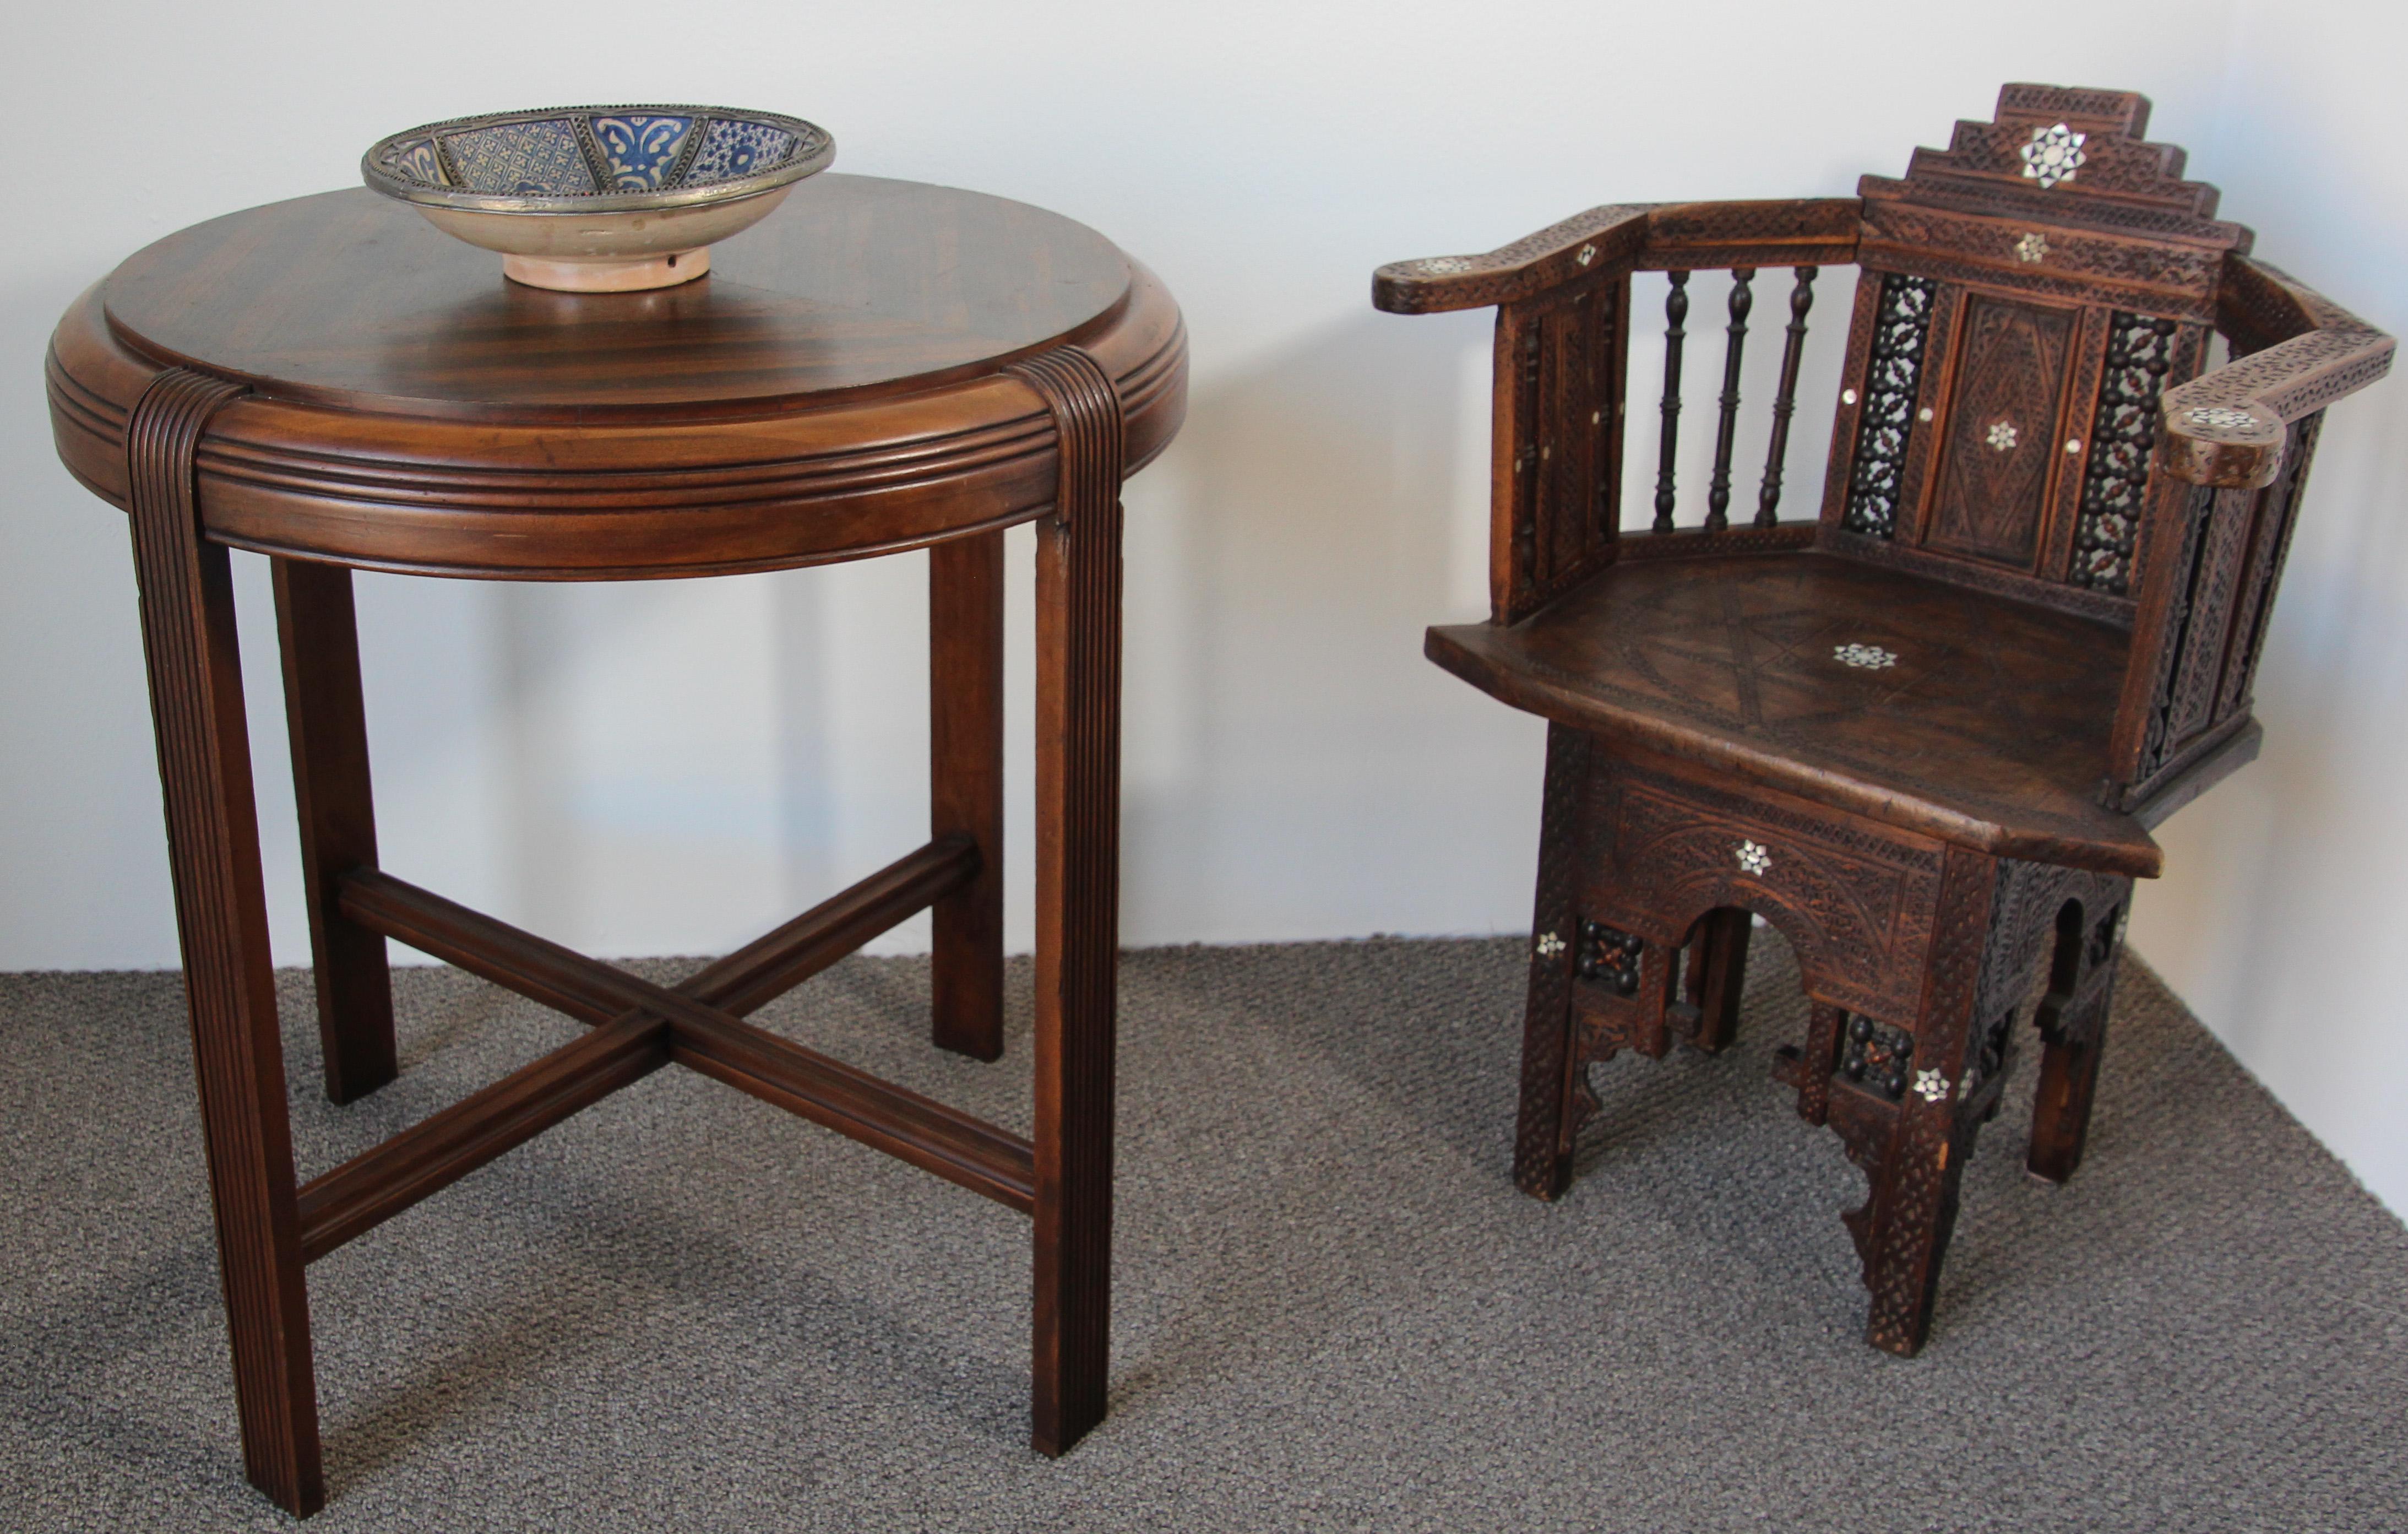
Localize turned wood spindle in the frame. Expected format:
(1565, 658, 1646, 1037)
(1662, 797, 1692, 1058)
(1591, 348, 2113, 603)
(1757, 267, 1818, 527)
(1705, 268, 1754, 530)
(1653, 272, 1689, 533)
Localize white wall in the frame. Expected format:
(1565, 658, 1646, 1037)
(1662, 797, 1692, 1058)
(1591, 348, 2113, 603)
(4, 2, 2400, 1211)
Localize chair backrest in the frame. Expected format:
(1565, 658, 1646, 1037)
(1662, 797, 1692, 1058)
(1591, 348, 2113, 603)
(1372, 82, 2388, 814)
(1817, 85, 2249, 621)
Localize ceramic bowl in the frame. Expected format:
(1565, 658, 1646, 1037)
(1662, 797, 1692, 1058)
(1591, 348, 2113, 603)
(362, 105, 834, 291)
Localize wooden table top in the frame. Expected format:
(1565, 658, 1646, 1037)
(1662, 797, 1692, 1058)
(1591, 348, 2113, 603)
(49, 175, 1187, 578)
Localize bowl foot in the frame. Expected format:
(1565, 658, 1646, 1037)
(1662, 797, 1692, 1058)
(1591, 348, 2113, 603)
(501, 248, 710, 292)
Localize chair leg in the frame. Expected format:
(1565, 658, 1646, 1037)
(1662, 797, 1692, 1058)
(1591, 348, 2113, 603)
(1839, 848, 2001, 1357)
(273, 557, 397, 1104)
(1851, 1097, 1976, 1357)
(928, 531, 1005, 1062)
(128, 372, 323, 1515)
(2029, 897, 2127, 1184)
(1681, 908, 1752, 1054)
(1512, 726, 1592, 1202)
(1029, 498, 1121, 1457)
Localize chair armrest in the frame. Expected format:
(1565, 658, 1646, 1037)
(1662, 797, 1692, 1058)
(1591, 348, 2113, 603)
(1372, 204, 1653, 315)
(1371, 199, 1863, 316)
(2159, 257, 2394, 488)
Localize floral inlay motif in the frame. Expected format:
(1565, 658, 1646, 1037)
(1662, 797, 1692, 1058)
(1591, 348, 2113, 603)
(2186, 405, 2258, 430)
(1416, 257, 1473, 275)
(1987, 420, 2019, 451)
(385, 139, 445, 186)
(1535, 930, 1566, 959)
(2020, 122, 2088, 189)
(1734, 841, 1772, 876)
(1833, 642, 1898, 670)
(2014, 231, 2048, 263)
(593, 114, 695, 191)
(684, 118, 800, 184)
(1913, 1067, 1950, 1103)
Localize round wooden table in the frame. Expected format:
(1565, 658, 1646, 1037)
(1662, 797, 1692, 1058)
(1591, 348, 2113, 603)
(46, 174, 1186, 1516)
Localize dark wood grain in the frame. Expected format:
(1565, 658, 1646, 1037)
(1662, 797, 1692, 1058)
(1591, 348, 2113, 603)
(127, 369, 324, 1515)
(1681, 907, 1753, 1053)
(271, 557, 395, 1103)
(1756, 267, 1819, 526)
(293, 838, 977, 1261)
(53, 178, 1179, 1515)
(1014, 346, 1125, 1459)
(47, 182, 1187, 581)
(1653, 272, 1689, 533)
(1921, 294, 2078, 567)
(930, 532, 1005, 1060)
(1427, 552, 2156, 874)
(297, 1013, 671, 1263)
(339, 867, 1039, 1212)
(99, 180, 1133, 415)
(1705, 268, 1754, 530)
(1374, 83, 2389, 1360)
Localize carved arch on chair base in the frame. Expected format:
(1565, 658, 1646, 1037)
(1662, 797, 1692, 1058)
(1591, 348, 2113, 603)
(1519, 727, 2137, 1353)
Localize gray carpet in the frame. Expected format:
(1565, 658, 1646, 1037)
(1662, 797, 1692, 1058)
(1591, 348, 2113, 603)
(2, 937, 2404, 1532)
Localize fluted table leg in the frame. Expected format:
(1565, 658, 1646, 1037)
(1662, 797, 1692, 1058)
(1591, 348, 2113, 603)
(128, 369, 325, 1516)
(1014, 348, 1125, 1456)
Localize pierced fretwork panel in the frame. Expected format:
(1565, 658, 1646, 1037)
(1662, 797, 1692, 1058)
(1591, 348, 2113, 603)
(2071, 313, 2179, 594)
(1836, 273, 1939, 538)
(2118, 410, 2325, 803)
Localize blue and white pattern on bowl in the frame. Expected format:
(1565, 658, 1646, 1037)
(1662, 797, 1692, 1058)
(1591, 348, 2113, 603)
(363, 104, 831, 213)
(387, 139, 447, 187)
(362, 104, 834, 291)
(593, 113, 694, 191)
(687, 120, 799, 183)
(444, 118, 599, 197)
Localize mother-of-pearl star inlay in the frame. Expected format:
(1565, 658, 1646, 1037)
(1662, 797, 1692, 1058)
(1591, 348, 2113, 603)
(1987, 420, 2019, 451)
(2020, 122, 2087, 189)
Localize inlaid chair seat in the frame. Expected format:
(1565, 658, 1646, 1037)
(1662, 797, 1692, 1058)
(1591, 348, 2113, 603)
(1428, 552, 2150, 875)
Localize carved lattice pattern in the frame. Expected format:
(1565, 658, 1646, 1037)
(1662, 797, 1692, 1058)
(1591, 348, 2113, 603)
(1842, 275, 1938, 537)
(2073, 313, 2178, 594)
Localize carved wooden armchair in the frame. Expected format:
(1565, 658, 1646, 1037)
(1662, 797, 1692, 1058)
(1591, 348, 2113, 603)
(1372, 85, 2391, 1354)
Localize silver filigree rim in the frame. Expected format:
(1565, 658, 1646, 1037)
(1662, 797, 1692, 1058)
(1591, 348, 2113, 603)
(362, 103, 835, 216)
